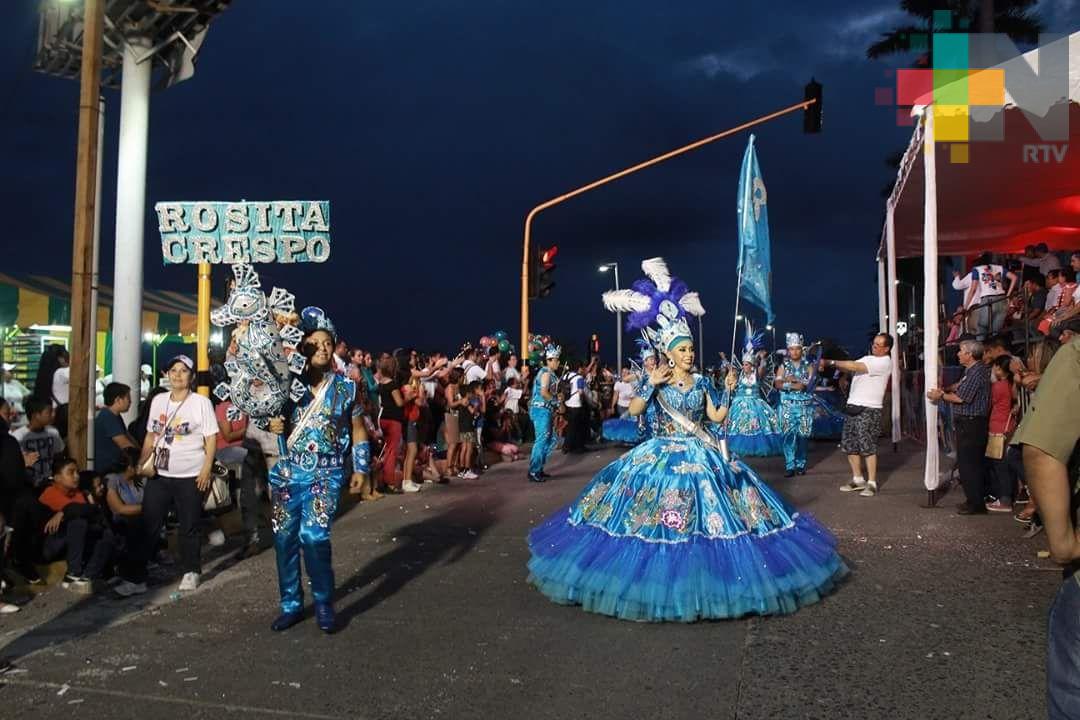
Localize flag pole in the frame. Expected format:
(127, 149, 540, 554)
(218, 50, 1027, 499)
(730, 260, 744, 359)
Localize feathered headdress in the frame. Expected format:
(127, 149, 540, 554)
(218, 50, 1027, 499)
(602, 257, 705, 352)
(741, 320, 766, 365)
(544, 343, 562, 360)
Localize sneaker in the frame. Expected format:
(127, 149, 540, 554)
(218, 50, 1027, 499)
(986, 500, 1013, 513)
(402, 481, 422, 493)
(460, 470, 479, 480)
(0, 603, 19, 615)
(178, 573, 200, 592)
(859, 481, 878, 497)
(528, 473, 546, 483)
(61, 575, 91, 591)
(114, 580, 148, 597)
(16, 565, 43, 586)
(840, 479, 867, 493)
(208, 530, 226, 547)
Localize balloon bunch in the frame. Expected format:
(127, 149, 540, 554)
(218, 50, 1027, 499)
(479, 329, 515, 355)
(526, 332, 554, 365)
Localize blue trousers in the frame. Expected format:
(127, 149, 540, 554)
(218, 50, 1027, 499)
(1049, 573, 1080, 719)
(779, 401, 813, 471)
(529, 407, 557, 475)
(270, 466, 343, 615)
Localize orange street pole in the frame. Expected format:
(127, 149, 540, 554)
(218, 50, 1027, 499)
(68, 0, 105, 465)
(196, 262, 211, 397)
(520, 98, 816, 356)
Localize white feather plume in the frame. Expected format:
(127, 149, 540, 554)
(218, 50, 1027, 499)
(640, 257, 671, 292)
(602, 289, 652, 314)
(678, 292, 706, 317)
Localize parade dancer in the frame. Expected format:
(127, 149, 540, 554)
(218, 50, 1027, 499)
(775, 333, 815, 477)
(725, 331, 783, 457)
(527, 258, 847, 622)
(268, 307, 368, 633)
(527, 344, 561, 483)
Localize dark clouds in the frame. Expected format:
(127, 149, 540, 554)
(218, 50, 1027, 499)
(1, 1, 1075, 362)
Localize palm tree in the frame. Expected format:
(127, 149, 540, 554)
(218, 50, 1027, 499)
(866, 0, 1043, 65)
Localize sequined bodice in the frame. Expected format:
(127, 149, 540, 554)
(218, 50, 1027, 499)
(531, 367, 557, 410)
(779, 359, 814, 403)
(286, 375, 356, 472)
(647, 375, 718, 438)
(736, 372, 760, 397)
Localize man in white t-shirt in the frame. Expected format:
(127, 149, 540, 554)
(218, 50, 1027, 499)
(952, 255, 1017, 340)
(611, 368, 635, 418)
(461, 348, 486, 385)
(820, 334, 894, 497)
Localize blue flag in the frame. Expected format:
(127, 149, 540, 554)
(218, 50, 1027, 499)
(736, 134, 774, 325)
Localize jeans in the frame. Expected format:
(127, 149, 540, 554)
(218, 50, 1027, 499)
(219, 446, 259, 542)
(529, 407, 557, 475)
(1048, 573, 1080, 719)
(41, 518, 115, 579)
(974, 299, 1006, 340)
(130, 475, 204, 581)
(954, 416, 989, 508)
(987, 457, 1015, 503)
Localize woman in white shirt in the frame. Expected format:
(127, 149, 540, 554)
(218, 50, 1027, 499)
(116, 355, 217, 597)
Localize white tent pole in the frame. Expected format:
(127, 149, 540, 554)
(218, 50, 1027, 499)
(877, 256, 887, 333)
(922, 110, 940, 494)
(886, 206, 900, 451)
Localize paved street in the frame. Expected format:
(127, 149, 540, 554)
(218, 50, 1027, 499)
(0, 441, 1056, 719)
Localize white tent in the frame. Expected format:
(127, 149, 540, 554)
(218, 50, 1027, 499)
(881, 31, 1080, 494)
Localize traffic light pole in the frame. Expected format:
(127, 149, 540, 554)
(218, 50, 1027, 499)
(520, 97, 818, 358)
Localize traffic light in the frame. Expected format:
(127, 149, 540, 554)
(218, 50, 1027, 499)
(529, 244, 558, 299)
(803, 78, 823, 134)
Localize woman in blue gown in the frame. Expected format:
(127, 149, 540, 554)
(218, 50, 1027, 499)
(527, 258, 847, 622)
(725, 341, 783, 456)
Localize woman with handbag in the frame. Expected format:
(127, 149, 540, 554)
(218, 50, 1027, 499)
(985, 357, 1019, 512)
(114, 355, 218, 598)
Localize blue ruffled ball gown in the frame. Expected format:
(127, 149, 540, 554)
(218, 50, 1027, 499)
(724, 372, 783, 457)
(527, 374, 848, 622)
(602, 413, 649, 445)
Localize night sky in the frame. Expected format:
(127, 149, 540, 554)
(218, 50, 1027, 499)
(2, 1, 1077, 364)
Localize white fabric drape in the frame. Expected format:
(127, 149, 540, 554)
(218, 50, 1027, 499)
(922, 111, 941, 491)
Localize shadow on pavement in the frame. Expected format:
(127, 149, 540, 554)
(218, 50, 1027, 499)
(333, 494, 505, 629)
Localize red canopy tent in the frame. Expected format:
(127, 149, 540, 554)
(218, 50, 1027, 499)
(879, 32, 1079, 493)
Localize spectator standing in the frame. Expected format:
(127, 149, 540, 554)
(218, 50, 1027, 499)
(214, 398, 260, 552)
(1019, 242, 1063, 277)
(504, 354, 522, 386)
(927, 339, 992, 515)
(462, 347, 486, 385)
(12, 397, 64, 489)
(951, 253, 1018, 340)
(612, 368, 635, 418)
(32, 345, 69, 439)
(562, 361, 589, 453)
(444, 368, 467, 480)
(1010, 335, 1079, 719)
(129, 355, 218, 593)
(827, 334, 894, 497)
(94, 383, 136, 474)
(1012, 275, 1048, 342)
(377, 357, 406, 492)
(2, 363, 30, 430)
(984, 356, 1019, 512)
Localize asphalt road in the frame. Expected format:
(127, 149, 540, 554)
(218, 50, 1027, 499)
(0, 441, 1057, 719)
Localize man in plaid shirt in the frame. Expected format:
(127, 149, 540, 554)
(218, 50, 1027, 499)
(928, 339, 991, 515)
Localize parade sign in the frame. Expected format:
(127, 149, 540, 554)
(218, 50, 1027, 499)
(154, 201, 331, 264)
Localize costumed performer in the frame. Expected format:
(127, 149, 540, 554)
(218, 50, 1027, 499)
(601, 340, 655, 446)
(527, 344, 561, 483)
(775, 334, 815, 477)
(267, 307, 368, 633)
(723, 328, 783, 457)
(527, 258, 847, 622)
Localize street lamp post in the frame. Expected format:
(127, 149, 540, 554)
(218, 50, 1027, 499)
(599, 263, 622, 370)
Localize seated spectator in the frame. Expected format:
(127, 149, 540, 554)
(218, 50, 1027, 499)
(1011, 275, 1048, 342)
(39, 457, 115, 591)
(0, 399, 37, 585)
(107, 450, 149, 597)
(94, 382, 136, 474)
(486, 411, 522, 462)
(12, 397, 65, 490)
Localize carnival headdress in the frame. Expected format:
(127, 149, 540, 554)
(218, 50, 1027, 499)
(785, 332, 804, 349)
(300, 306, 336, 341)
(602, 257, 705, 352)
(741, 321, 766, 364)
(544, 343, 562, 360)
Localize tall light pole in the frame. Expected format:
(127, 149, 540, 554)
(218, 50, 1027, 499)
(599, 263, 621, 370)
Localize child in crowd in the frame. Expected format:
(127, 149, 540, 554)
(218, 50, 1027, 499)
(39, 457, 115, 591)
